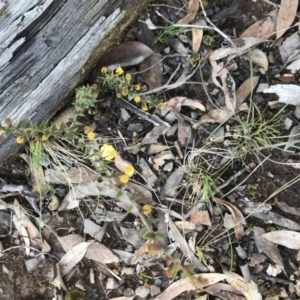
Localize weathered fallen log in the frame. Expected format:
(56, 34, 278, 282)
(0, 0, 149, 163)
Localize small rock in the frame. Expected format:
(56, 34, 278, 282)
(75, 279, 86, 291)
(210, 126, 224, 143)
(205, 9, 214, 16)
(128, 123, 143, 133)
(163, 161, 173, 172)
(83, 219, 101, 238)
(47, 194, 60, 211)
(124, 288, 134, 297)
(122, 267, 134, 275)
(25, 258, 39, 273)
(106, 278, 120, 290)
(135, 286, 149, 298)
(154, 279, 162, 286)
(150, 285, 161, 296)
(120, 108, 131, 122)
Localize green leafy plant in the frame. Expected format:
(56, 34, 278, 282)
(154, 24, 190, 45)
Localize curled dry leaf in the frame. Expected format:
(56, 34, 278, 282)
(210, 60, 236, 113)
(243, 48, 268, 72)
(177, 0, 199, 25)
(214, 198, 244, 240)
(261, 230, 300, 250)
(159, 96, 205, 117)
(276, 0, 298, 40)
(96, 41, 153, 71)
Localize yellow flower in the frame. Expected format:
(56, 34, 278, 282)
(142, 105, 148, 111)
(124, 165, 135, 177)
(142, 204, 152, 215)
(125, 73, 131, 81)
(92, 93, 98, 99)
(91, 84, 98, 89)
(115, 66, 124, 76)
(121, 89, 128, 96)
(134, 96, 141, 103)
(75, 94, 80, 99)
(135, 84, 141, 91)
(16, 136, 25, 144)
(119, 174, 129, 184)
(83, 126, 91, 134)
(101, 67, 107, 73)
(100, 144, 117, 160)
(87, 131, 96, 140)
(158, 102, 165, 109)
(41, 135, 48, 141)
(116, 92, 122, 98)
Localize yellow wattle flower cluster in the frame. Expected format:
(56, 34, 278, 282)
(99, 144, 117, 160)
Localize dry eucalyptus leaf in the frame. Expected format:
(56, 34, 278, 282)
(177, 0, 199, 25)
(240, 9, 278, 39)
(168, 218, 207, 272)
(85, 242, 119, 263)
(253, 226, 284, 271)
(204, 283, 244, 299)
(161, 166, 185, 198)
(276, 0, 298, 40)
(59, 242, 92, 276)
(192, 18, 206, 54)
(261, 230, 300, 250)
(277, 201, 300, 216)
(119, 225, 145, 248)
(236, 76, 260, 107)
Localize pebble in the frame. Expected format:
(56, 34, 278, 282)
(106, 278, 120, 290)
(135, 286, 150, 298)
(124, 288, 134, 297)
(150, 285, 161, 296)
(154, 279, 162, 286)
(205, 9, 214, 17)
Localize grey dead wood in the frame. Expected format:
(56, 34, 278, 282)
(0, 0, 149, 163)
